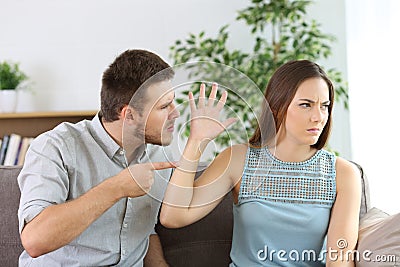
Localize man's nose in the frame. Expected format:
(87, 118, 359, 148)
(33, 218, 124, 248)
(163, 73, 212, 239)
(169, 104, 180, 119)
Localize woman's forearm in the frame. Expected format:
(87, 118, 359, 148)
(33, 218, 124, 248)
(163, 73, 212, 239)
(161, 138, 206, 225)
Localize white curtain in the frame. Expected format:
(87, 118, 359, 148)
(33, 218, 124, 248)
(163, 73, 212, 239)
(346, 0, 400, 214)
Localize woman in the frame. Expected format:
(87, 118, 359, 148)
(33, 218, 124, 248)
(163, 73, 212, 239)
(161, 60, 361, 266)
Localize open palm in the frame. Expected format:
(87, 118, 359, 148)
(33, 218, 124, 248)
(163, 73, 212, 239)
(188, 83, 237, 142)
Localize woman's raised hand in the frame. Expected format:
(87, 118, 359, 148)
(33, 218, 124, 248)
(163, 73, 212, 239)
(188, 83, 237, 143)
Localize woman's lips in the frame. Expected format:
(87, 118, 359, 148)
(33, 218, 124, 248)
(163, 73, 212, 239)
(307, 128, 320, 135)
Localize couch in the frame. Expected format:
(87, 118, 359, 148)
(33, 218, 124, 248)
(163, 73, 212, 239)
(0, 163, 370, 267)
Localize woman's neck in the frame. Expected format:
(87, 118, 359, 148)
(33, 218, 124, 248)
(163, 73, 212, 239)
(268, 141, 317, 163)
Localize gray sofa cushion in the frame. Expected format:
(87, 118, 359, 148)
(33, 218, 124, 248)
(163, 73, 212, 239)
(0, 166, 23, 267)
(156, 194, 233, 267)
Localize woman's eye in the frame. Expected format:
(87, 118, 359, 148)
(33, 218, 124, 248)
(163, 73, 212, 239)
(299, 103, 311, 108)
(321, 104, 330, 110)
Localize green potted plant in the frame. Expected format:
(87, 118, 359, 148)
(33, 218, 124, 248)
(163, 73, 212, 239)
(0, 61, 28, 113)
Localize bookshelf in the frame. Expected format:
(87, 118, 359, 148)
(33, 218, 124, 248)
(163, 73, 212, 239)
(0, 111, 97, 137)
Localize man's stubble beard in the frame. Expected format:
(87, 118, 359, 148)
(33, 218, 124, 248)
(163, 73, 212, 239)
(135, 121, 172, 146)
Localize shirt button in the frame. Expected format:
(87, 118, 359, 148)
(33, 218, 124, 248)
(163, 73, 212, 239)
(123, 223, 128, 228)
(119, 150, 125, 155)
(122, 249, 126, 255)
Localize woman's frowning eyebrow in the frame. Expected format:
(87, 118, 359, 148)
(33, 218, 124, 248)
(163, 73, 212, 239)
(299, 98, 330, 105)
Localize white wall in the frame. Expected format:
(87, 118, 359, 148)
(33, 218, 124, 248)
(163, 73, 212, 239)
(0, 0, 249, 112)
(346, 0, 400, 214)
(0, 0, 351, 158)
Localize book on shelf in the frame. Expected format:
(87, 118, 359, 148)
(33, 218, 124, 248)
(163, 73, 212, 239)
(0, 134, 34, 166)
(3, 134, 21, 166)
(17, 137, 34, 165)
(0, 135, 10, 165)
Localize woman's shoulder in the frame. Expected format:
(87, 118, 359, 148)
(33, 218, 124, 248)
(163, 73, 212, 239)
(335, 156, 362, 191)
(335, 156, 359, 173)
(215, 144, 248, 179)
(231, 143, 249, 153)
(218, 143, 248, 158)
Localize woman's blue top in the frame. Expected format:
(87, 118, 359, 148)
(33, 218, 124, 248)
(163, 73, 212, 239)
(229, 147, 336, 266)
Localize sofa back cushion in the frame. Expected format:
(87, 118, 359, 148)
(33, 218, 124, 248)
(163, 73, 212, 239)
(156, 193, 233, 266)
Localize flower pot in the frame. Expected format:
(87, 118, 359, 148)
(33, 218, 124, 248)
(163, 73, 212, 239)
(0, 90, 18, 113)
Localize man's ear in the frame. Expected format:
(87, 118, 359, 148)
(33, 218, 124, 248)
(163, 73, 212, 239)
(120, 105, 138, 124)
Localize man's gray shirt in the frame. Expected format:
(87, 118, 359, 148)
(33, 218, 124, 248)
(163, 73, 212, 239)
(18, 114, 172, 266)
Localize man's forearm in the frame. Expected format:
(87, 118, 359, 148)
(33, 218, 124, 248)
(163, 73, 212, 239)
(144, 234, 169, 267)
(20, 176, 123, 258)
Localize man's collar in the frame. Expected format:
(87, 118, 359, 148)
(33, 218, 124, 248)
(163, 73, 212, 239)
(89, 113, 147, 163)
(89, 113, 121, 159)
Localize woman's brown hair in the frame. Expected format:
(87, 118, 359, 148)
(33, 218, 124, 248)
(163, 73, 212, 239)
(249, 60, 334, 150)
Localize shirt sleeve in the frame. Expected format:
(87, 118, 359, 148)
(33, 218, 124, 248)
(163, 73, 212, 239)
(150, 227, 157, 235)
(18, 133, 71, 233)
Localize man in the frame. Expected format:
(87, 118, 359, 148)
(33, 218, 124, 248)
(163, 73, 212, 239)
(18, 49, 179, 266)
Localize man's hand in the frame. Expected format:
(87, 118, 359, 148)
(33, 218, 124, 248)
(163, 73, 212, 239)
(116, 161, 177, 198)
(188, 83, 237, 145)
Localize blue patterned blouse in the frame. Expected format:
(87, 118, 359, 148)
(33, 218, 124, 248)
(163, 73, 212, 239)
(229, 146, 336, 266)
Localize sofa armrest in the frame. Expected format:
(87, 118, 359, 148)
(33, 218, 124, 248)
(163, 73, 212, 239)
(351, 161, 371, 219)
(0, 166, 24, 266)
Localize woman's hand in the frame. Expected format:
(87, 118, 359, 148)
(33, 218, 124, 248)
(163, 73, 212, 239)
(188, 83, 237, 144)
